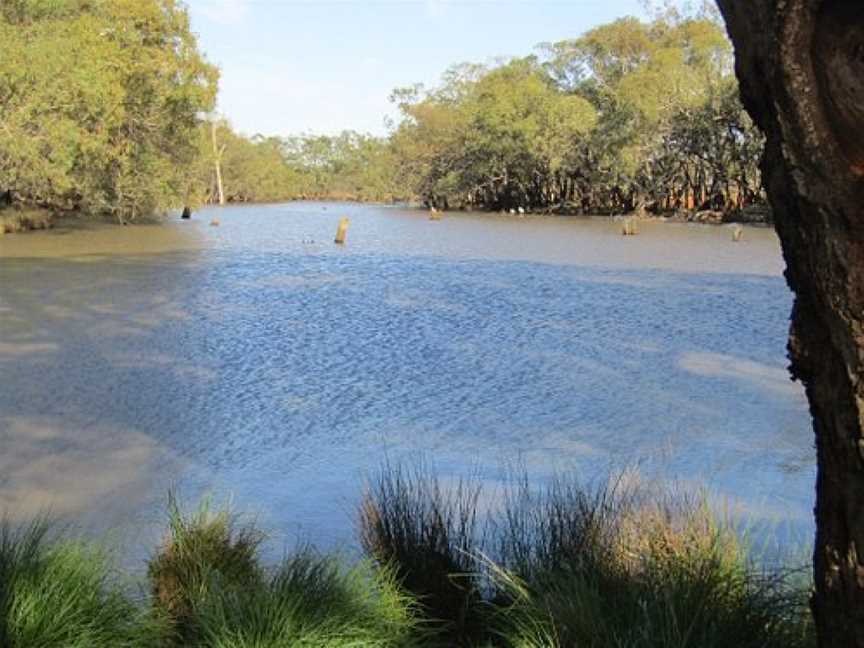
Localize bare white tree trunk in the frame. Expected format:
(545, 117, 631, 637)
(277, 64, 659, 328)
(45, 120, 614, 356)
(211, 119, 225, 206)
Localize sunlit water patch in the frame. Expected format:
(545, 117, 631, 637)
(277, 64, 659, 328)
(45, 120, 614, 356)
(0, 203, 813, 566)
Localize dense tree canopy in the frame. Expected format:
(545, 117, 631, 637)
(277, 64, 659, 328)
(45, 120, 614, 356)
(201, 10, 764, 218)
(0, 3, 765, 221)
(386, 11, 763, 214)
(189, 125, 404, 206)
(0, 0, 217, 221)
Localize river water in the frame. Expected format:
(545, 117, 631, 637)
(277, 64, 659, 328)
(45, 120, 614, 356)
(0, 202, 813, 565)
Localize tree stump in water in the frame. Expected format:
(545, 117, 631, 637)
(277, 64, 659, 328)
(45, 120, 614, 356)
(621, 217, 638, 236)
(181, 207, 191, 220)
(334, 217, 350, 244)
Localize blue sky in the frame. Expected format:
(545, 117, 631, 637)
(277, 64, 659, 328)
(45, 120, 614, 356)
(185, 0, 649, 137)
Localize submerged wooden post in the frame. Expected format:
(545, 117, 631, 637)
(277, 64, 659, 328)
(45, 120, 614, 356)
(621, 217, 639, 236)
(731, 225, 743, 242)
(181, 206, 191, 220)
(334, 217, 350, 244)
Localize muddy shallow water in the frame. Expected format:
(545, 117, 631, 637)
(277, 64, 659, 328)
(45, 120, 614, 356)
(0, 203, 813, 566)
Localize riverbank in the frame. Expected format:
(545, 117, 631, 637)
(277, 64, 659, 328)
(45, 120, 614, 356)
(0, 198, 771, 242)
(192, 195, 774, 227)
(0, 207, 55, 235)
(0, 466, 814, 648)
(479, 203, 772, 225)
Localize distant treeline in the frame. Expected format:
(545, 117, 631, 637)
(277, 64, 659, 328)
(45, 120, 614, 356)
(0, 1, 765, 222)
(198, 5, 765, 218)
(195, 127, 404, 206)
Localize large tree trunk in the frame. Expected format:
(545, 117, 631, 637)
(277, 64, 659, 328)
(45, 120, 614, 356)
(717, 1, 864, 645)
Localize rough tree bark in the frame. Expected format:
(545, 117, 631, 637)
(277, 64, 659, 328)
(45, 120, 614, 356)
(717, 1, 864, 645)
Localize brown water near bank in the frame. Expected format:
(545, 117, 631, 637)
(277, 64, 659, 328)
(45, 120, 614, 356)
(0, 218, 204, 258)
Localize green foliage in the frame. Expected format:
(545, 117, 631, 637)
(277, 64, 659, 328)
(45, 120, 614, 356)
(386, 12, 762, 215)
(0, 519, 164, 647)
(0, 0, 217, 221)
(191, 554, 419, 647)
(191, 124, 403, 205)
(282, 131, 405, 202)
(0, 6, 763, 218)
(147, 495, 264, 644)
(360, 464, 487, 645)
(0, 476, 814, 648)
(361, 465, 815, 648)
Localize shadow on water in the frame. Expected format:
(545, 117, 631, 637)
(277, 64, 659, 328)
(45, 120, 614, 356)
(0, 207, 814, 565)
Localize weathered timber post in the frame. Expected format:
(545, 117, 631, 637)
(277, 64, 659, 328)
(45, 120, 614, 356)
(621, 217, 638, 236)
(718, 1, 864, 644)
(181, 207, 192, 220)
(334, 217, 350, 244)
(732, 225, 743, 242)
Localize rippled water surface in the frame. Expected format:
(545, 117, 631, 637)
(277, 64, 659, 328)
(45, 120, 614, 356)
(0, 203, 813, 564)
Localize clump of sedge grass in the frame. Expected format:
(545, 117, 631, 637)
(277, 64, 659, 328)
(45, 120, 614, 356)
(359, 463, 488, 645)
(0, 469, 814, 648)
(492, 474, 815, 648)
(0, 518, 163, 647)
(192, 550, 421, 647)
(0, 208, 52, 234)
(494, 472, 630, 585)
(361, 464, 815, 648)
(147, 494, 264, 645)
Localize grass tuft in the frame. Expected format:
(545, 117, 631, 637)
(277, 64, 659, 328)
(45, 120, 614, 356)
(362, 465, 816, 648)
(192, 551, 420, 647)
(147, 493, 264, 644)
(0, 208, 53, 234)
(359, 462, 488, 645)
(0, 468, 815, 648)
(493, 475, 815, 648)
(0, 518, 163, 647)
